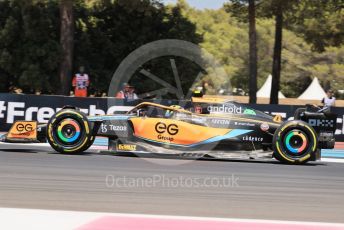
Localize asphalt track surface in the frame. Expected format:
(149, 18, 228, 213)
(0, 143, 344, 223)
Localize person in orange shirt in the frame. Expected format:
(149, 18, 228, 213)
(72, 66, 89, 97)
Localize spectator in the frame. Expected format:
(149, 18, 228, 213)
(201, 80, 215, 95)
(127, 85, 138, 100)
(201, 80, 209, 95)
(116, 83, 138, 100)
(72, 66, 89, 97)
(322, 89, 336, 108)
(10, 86, 23, 94)
(116, 83, 129, 99)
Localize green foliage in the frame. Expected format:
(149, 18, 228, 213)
(0, 0, 202, 94)
(73, 0, 202, 96)
(0, 0, 343, 98)
(285, 0, 344, 52)
(184, 1, 344, 97)
(0, 0, 60, 93)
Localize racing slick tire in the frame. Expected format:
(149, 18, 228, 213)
(47, 109, 93, 154)
(273, 120, 318, 164)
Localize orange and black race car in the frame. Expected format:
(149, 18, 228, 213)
(0, 98, 337, 164)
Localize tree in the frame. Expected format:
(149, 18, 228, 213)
(269, 1, 283, 104)
(59, 0, 74, 95)
(248, 0, 258, 104)
(0, 0, 60, 93)
(253, 0, 297, 104)
(73, 0, 202, 96)
(226, 0, 303, 103)
(170, 1, 344, 99)
(225, 0, 258, 103)
(1, 0, 343, 98)
(285, 0, 344, 52)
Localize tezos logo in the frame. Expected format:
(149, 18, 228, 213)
(100, 124, 127, 133)
(155, 122, 179, 135)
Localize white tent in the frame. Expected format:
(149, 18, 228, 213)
(257, 74, 286, 98)
(298, 77, 326, 100)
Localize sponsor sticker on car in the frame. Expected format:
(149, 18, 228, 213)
(97, 120, 129, 137)
(155, 122, 179, 142)
(7, 121, 37, 139)
(117, 144, 137, 151)
(260, 122, 270, 131)
(207, 105, 243, 114)
(211, 119, 230, 125)
(242, 136, 263, 142)
(234, 121, 255, 127)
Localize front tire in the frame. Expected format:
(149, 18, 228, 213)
(273, 120, 318, 164)
(47, 109, 93, 154)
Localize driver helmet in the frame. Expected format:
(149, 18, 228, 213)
(165, 105, 182, 118)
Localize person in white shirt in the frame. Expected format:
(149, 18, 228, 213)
(127, 85, 139, 100)
(116, 83, 138, 101)
(322, 89, 336, 108)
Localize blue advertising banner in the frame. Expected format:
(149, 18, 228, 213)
(0, 93, 343, 141)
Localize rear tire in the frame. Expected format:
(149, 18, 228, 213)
(47, 109, 93, 154)
(273, 120, 318, 164)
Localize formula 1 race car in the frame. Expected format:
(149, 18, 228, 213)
(0, 98, 337, 164)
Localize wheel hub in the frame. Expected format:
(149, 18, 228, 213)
(57, 119, 81, 143)
(285, 130, 308, 154)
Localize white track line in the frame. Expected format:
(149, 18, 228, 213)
(0, 208, 105, 230)
(321, 158, 344, 163)
(0, 208, 343, 230)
